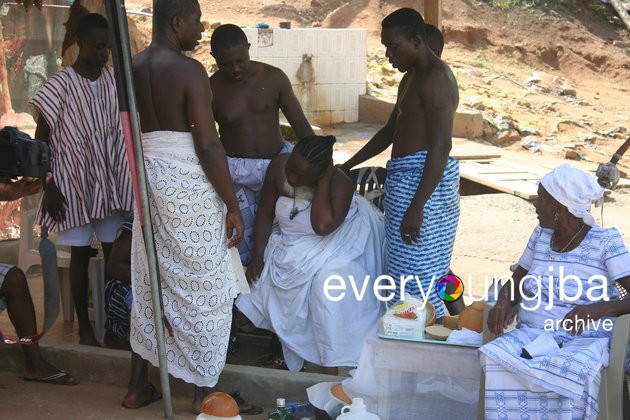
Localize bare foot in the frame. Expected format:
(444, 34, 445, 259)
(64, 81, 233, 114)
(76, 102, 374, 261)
(122, 383, 162, 409)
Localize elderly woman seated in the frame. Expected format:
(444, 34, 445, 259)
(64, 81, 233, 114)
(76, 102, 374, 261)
(481, 164, 630, 419)
(236, 135, 384, 374)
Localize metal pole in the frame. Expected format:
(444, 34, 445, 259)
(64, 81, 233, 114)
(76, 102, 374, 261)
(106, 1, 173, 418)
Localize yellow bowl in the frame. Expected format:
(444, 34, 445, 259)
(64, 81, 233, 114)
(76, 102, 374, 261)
(424, 301, 436, 326)
(425, 325, 452, 341)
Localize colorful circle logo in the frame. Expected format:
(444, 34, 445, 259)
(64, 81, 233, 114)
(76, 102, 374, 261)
(436, 275, 464, 302)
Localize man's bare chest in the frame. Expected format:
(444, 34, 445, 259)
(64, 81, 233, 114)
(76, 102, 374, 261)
(215, 88, 278, 123)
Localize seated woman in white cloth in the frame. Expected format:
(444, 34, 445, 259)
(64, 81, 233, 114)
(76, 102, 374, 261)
(236, 135, 385, 375)
(481, 164, 630, 419)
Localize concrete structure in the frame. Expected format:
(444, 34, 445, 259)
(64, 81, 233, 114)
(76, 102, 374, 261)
(243, 28, 367, 126)
(359, 95, 484, 138)
(0, 341, 338, 406)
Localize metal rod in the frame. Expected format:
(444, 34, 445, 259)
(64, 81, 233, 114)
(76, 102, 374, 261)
(107, 0, 173, 418)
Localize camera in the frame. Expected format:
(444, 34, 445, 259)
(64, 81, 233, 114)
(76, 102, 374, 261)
(0, 126, 50, 179)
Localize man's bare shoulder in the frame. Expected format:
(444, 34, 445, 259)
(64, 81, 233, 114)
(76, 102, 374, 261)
(134, 46, 207, 79)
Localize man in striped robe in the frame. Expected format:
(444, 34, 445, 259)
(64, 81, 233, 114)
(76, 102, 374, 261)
(30, 13, 133, 346)
(339, 8, 460, 319)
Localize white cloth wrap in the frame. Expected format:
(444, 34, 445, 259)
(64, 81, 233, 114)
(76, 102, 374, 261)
(130, 131, 246, 387)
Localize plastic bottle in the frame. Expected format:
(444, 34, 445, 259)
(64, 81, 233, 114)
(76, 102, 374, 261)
(486, 278, 503, 303)
(268, 398, 294, 420)
(336, 398, 380, 419)
(286, 401, 315, 419)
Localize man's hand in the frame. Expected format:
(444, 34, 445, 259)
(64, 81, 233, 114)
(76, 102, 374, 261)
(487, 300, 516, 337)
(0, 177, 43, 201)
(226, 208, 244, 248)
(400, 202, 423, 245)
(246, 255, 264, 285)
(43, 179, 67, 222)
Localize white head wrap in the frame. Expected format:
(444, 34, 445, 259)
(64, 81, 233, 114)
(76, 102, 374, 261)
(539, 164, 604, 226)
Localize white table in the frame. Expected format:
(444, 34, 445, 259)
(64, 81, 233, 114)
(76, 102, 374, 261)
(343, 336, 482, 420)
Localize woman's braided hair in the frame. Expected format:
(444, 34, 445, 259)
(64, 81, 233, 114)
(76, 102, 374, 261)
(293, 135, 336, 172)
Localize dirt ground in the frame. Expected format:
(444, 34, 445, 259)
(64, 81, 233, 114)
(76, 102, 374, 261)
(124, 0, 630, 174)
(122, 0, 630, 292)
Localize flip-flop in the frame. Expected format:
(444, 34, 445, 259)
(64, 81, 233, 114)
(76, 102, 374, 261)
(24, 370, 79, 386)
(121, 383, 162, 409)
(230, 391, 263, 415)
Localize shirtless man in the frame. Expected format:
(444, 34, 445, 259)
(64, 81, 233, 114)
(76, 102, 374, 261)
(124, 0, 246, 412)
(339, 8, 460, 319)
(210, 24, 314, 265)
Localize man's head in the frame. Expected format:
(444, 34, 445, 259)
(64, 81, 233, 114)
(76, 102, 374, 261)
(425, 24, 444, 58)
(210, 24, 251, 82)
(153, 0, 203, 51)
(76, 13, 110, 69)
(381, 8, 427, 72)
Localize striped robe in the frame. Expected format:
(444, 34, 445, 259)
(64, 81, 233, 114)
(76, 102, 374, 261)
(29, 66, 133, 232)
(383, 150, 460, 317)
(480, 225, 630, 419)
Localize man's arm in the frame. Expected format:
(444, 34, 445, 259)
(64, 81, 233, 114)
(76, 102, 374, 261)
(34, 114, 66, 221)
(400, 69, 455, 243)
(276, 70, 314, 140)
(34, 115, 50, 143)
(339, 109, 397, 172)
(247, 156, 282, 282)
(338, 74, 411, 172)
(185, 61, 244, 246)
(0, 178, 42, 201)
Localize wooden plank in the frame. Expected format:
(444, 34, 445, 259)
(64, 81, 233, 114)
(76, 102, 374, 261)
(450, 153, 501, 160)
(460, 159, 542, 199)
(424, 0, 443, 30)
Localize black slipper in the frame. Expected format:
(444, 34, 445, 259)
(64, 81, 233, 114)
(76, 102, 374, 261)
(230, 391, 263, 415)
(121, 383, 162, 409)
(24, 370, 79, 386)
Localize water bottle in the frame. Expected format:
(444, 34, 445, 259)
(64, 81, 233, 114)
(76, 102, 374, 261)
(486, 277, 503, 303)
(286, 401, 315, 419)
(268, 398, 293, 420)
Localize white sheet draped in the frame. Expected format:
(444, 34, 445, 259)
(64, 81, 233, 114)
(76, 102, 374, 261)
(237, 194, 385, 370)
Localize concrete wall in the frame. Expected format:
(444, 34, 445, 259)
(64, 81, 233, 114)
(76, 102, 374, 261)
(242, 28, 367, 126)
(359, 95, 484, 138)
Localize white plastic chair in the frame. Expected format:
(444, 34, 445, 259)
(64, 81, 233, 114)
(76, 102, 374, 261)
(479, 302, 630, 420)
(17, 204, 106, 343)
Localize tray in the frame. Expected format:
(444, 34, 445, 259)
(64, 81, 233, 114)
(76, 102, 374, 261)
(377, 325, 481, 349)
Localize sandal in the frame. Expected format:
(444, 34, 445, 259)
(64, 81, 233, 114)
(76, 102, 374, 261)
(24, 370, 79, 386)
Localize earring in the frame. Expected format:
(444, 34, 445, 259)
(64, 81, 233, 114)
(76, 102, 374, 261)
(553, 213, 559, 222)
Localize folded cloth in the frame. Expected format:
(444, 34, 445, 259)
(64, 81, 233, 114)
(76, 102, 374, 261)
(446, 328, 482, 346)
(521, 331, 561, 359)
